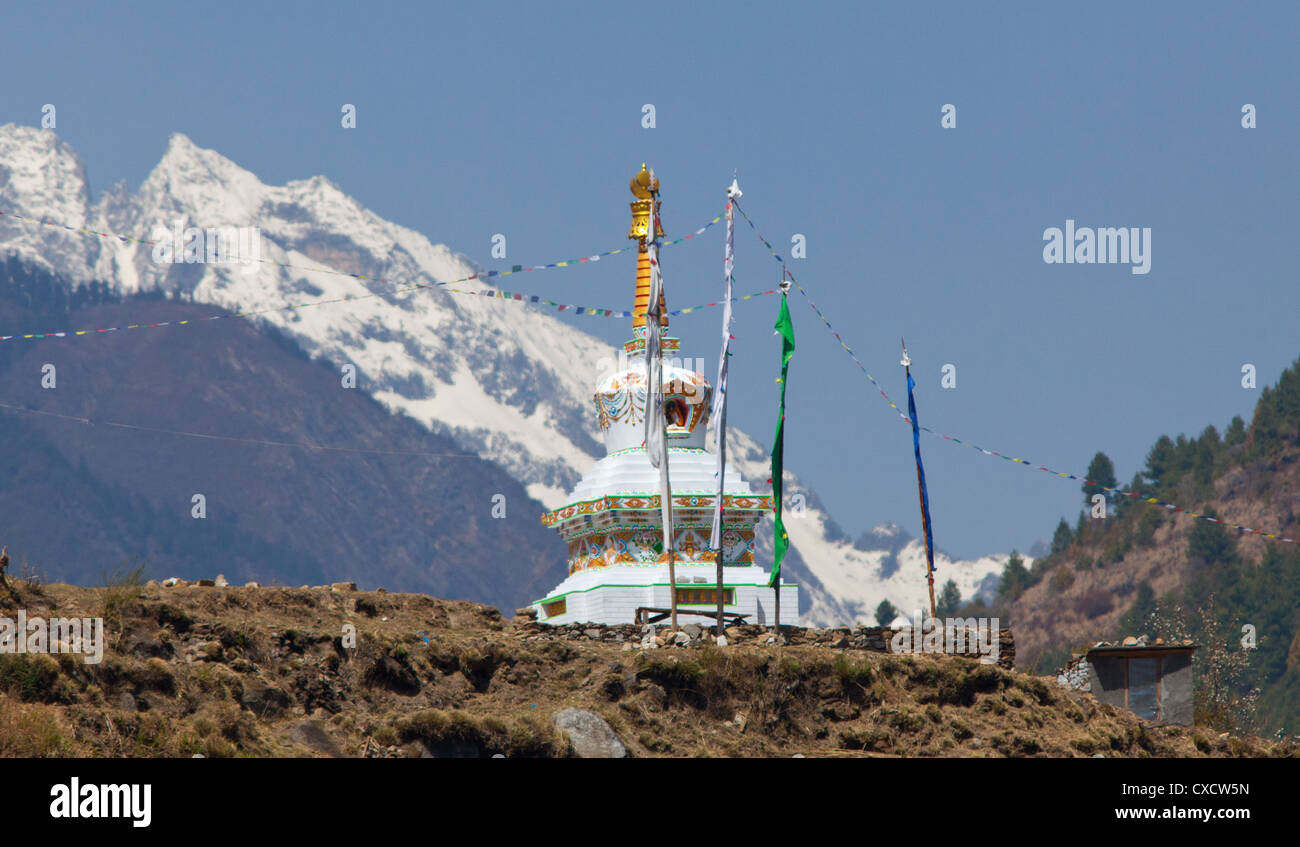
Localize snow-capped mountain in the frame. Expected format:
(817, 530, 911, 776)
(0, 124, 1014, 624)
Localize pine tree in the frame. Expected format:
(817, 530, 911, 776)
(1083, 452, 1118, 511)
(1117, 581, 1156, 636)
(1224, 415, 1246, 447)
(1050, 518, 1073, 554)
(1187, 506, 1239, 568)
(1145, 435, 1175, 487)
(936, 579, 962, 617)
(997, 550, 1031, 601)
(874, 599, 898, 627)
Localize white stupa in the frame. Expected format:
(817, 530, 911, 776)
(531, 165, 798, 626)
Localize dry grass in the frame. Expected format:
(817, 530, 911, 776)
(0, 578, 1292, 758)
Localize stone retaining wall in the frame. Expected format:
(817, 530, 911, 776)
(513, 619, 1014, 669)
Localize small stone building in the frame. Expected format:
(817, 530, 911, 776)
(1057, 638, 1197, 726)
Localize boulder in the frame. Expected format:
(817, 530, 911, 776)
(241, 682, 294, 717)
(553, 708, 627, 759)
(290, 720, 344, 757)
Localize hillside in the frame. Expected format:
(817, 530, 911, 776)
(0, 576, 1291, 758)
(986, 357, 1300, 738)
(0, 259, 568, 613)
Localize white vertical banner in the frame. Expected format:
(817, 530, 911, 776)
(644, 204, 666, 471)
(709, 180, 741, 551)
(642, 189, 675, 596)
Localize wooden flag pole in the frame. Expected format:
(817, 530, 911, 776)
(713, 182, 740, 642)
(902, 338, 938, 620)
(774, 577, 781, 640)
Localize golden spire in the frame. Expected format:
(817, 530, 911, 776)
(629, 163, 667, 329)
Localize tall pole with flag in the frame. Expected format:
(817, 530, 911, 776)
(902, 339, 938, 620)
(643, 177, 677, 630)
(768, 277, 795, 631)
(709, 177, 741, 639)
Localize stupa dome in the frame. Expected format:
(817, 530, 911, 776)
(594, 358, 712, 453)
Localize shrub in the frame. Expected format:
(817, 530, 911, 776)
(1073, 588, 1114, 620)
(1048, 567, 1075, 594)
(0, 654, 62, 703)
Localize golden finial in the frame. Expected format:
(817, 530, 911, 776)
(629, 162, 659, 199)
(628, 163, 664, 242)
(628, 164, 667, 329)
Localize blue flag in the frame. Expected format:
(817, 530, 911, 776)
(907, 372, 936, 580)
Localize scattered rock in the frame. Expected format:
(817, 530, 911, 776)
(196, 579, 216, 588)
(553, 708, 627, 759)
(126, 633, 173, 660)
(117, 692, 137, 712)
(245, 581, 260, 588)
(290, 720, 344, 757)
(197, 641, 224, 661)
(162, 577, 181, 587)
(214, 574, 229, 587)
(331, 582, 357, 592)
(643, 684, 667, 709)
(241, 682, 294, 718)
(715, 635, 728, 647)
(682, 623, 702, 639)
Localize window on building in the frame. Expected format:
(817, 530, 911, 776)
(542, 598, 566, 618)
(674, 588, 735, 606)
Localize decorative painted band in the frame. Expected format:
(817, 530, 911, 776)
(541, 493, 774, 526)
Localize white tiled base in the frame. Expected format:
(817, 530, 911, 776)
(533, 563, 799, 626)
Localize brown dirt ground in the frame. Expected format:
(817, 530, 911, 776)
(0, 579, 1293, 758)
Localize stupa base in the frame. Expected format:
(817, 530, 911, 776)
(531, 564, 799, 626)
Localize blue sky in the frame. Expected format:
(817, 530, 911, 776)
(2, 2, 1297, 558)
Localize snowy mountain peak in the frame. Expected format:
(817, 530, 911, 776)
(140, 133, 267, 228)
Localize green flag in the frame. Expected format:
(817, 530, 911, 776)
(769, 291, 795, 588)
